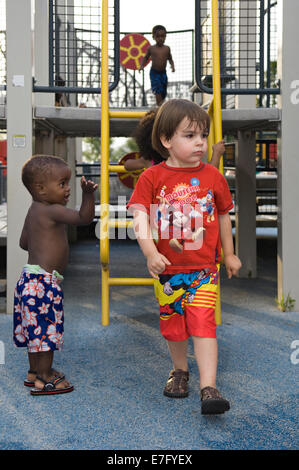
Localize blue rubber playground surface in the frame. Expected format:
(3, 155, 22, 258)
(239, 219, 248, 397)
(0, 237, 298, 451)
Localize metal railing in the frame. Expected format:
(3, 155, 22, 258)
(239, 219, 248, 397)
(0, 0, 281, 108)
(34, 0, 194, 107)
(195, 0, 280, 107)
(34, 0, 120, 96)
(206, 0, 224, 324)
(111, 29, 194, 108)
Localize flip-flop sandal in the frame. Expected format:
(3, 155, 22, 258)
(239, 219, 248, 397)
(30, 375, 74, 396)
(24, 369, 37, 387)
(24, 368, 63, 387)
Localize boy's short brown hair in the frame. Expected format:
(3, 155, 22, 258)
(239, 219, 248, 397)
(152, 99, 210, 158)
(22, 154, 68, 195)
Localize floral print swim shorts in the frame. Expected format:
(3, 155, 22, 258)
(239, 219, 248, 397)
(13, 271, 64, 353)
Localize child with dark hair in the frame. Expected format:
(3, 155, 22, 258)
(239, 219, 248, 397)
(124, 109, 163, 171)
(139, 25, 175, 106)
(14, 154, 98, 395)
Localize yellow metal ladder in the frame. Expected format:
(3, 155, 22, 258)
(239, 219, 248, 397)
(100, 0, 223, 326)
(208, 0, 225, 325)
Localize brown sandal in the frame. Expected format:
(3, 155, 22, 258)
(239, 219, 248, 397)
(200, 386, 230, 414)
(163, 369, 189, 398)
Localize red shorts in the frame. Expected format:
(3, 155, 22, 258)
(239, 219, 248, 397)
(155, 269, 218, 341)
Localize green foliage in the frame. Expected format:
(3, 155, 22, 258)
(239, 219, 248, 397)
(258, 60, 278, 107)
(275, 293, 296, 312)
(82, 137, 101, 162)
(82, 137, 138, 163)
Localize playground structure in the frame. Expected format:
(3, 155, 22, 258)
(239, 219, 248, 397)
(0, 0, 299, 321)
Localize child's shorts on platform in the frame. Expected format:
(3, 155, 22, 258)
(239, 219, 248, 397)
(150, 68, 168, 99)
(13, 266, 64, 353)
(155, 269, 218, 341)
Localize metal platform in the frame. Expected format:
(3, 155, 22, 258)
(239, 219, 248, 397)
(0, 104, 281, 137)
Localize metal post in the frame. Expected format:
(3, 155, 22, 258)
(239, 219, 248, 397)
(235, 130, 257, 278)
(277, 0, 299, 307)
(211, 0, 223, 324)
(6, 0, 33, 312)
(100, 0, 110, 325)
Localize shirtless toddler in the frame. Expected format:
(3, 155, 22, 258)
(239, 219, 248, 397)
(139, 25, 175, 106)
(13, 154, 98, 395)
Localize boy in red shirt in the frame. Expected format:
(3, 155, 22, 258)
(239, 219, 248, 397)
(128, 99, 241, 414)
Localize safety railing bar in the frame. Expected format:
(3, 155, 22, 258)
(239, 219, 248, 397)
(108, 220, 133, 228)
(221, 88, 280, 95)
(121, 28, 194, 35)
(109, 111, 146, 118)
(113, 0, 120, 92)
(76, 173, 101, 177)
(109, 278, 155, 286)
(191, 84, 280, 95)
(34, 84, 280, 95)
(100, 0, 110, 272)
(108, 165, 126, 173)
(210, 0, 222, 325)
(259, 0, 265, 93)
(77, 165, 137, 177)
(33, 85, 101, 93)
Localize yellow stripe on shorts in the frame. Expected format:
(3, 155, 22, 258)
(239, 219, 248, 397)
(187, 286, 218, 309)
(154, 279, 185, 307)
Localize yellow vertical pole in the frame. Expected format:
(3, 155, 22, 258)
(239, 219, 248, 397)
(208, 99, 215, 162)
(211, 0, 223, 173)
(100, 0, 110, 325)
(211, 0, 223, 325)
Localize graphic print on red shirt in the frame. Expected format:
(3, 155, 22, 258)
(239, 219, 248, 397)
(127, 162, 233, 274)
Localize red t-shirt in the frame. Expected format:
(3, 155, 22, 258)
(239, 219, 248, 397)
(127, 161, 233, 274)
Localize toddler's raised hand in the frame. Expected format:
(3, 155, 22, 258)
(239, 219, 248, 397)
(81, 176, 98, 193)
(212, 140, 225, 156)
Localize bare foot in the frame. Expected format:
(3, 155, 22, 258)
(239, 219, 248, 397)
(26, 370, 37, 383)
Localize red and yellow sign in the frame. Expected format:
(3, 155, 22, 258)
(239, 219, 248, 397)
(117, 153, 143, 189)
(120, 34, 151, 70)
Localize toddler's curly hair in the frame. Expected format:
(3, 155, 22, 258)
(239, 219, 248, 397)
(133, 109, 164, 164)
(22, 154, 68, 195)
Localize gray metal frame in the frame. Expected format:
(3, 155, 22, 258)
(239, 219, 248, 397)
(33, 0, 120, 95)
(195, 0, 280, 96)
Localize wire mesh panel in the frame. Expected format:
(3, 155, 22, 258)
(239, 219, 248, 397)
(262, 0, 278, 107)
(48, 0, 119, 104)
(195, 0, 279, 107)
(73, 1, 102, 88)
(47, 1, 193, 107)
(109, 29, 194, 108)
